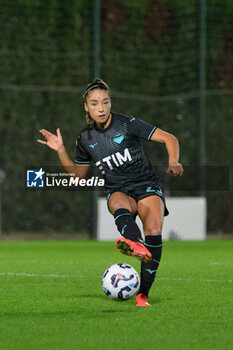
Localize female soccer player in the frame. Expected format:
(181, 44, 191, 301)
(37, 78, 183, 307)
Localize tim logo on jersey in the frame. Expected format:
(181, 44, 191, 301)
(96, 148, 132, 174)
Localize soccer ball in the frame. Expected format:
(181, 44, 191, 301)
(102, 263, 140, 300)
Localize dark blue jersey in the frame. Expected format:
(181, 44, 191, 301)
(75, 113, 160, 191)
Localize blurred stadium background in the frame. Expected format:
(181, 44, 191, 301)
(0, 0, 232, 237)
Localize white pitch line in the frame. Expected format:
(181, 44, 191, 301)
(157, 277, 233, 283)
(0, 272, 79, 278)
(209, 262, 233, 266)
(0, 272, 232, 283)
(0, 260, 78, 265)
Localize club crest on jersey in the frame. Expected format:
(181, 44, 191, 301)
(113, 132, 124, 144)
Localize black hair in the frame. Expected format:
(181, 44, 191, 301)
(83, 78, 110, 101)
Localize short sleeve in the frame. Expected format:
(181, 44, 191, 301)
(75, 135, 92, 164)
(128, 117, 157, 141)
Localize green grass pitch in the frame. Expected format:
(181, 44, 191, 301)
(0, 240, 232, 350)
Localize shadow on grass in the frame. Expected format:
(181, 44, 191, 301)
(148, 296, 174, 304)
(73, 293, 106, 299)
(0, 295, 175, 319)
(0, 308, 132, 318)
(74, 293, 175, 305)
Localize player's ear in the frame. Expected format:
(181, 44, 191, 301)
(84, 103, 88, 112)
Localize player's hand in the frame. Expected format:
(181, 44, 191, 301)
(167, 160, 184, 177)
(37, 128, 64, 153)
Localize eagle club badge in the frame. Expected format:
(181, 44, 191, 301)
(113, 132, 124, 144)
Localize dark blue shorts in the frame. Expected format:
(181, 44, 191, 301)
(106, 183, 169, 216)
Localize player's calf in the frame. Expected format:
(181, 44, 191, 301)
(138, 235, 163, 296)
(114, 208, 142, 242)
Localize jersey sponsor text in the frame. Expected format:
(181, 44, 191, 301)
(96, 148, 132, 171)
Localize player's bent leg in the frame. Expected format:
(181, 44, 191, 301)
(108, 191, 137, 215)
(108, 192, 152, 262)
(136, 196, 164, 302)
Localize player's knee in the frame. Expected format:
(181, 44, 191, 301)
(110, 201, 130, 214)
(108, 195, 137, 215)
(144, 224, 162, 236)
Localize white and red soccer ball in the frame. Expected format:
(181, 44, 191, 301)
(102, 263, 140, 300)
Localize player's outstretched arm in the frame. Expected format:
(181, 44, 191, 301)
(37, 128, 90, 179)
(150, 128, 184, 177)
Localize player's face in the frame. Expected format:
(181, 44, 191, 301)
(84, 89, 111, 127)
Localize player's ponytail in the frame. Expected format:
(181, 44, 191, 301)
(86, 111, 94, 128)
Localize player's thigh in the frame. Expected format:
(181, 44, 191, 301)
(137, 195, 164, 236)
(108, 191, 137, 215)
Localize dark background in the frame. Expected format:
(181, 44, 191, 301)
(0, 0, 232, 235)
